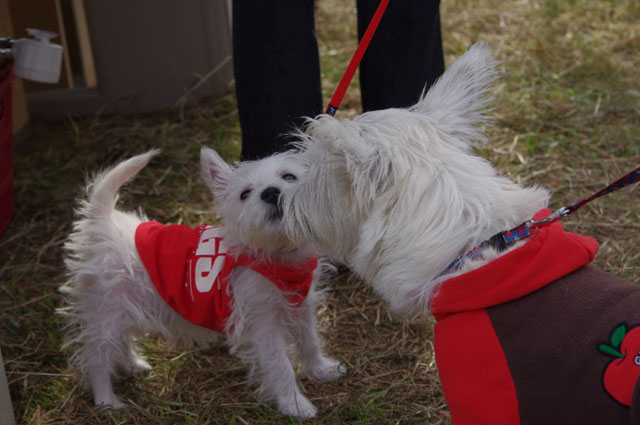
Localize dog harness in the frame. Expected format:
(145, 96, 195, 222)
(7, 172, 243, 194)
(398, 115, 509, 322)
(135, 222, 318, 333)
(431, 209, 640, 425)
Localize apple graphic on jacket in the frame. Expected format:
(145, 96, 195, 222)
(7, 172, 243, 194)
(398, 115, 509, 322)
(599, 324, 640, 406)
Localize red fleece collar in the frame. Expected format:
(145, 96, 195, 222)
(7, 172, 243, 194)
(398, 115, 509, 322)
(431, 209, 599, 318)
(233, 254, 318, 305)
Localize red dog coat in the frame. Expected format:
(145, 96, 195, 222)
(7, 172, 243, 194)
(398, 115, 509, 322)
(431, 209, 640, 424)
(135, 222, 318, 333)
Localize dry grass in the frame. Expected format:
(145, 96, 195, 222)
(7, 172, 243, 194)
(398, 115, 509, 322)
(1, 0, 638, 423)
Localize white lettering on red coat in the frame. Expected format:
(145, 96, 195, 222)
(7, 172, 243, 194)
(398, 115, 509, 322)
(191, 226, 228, 293)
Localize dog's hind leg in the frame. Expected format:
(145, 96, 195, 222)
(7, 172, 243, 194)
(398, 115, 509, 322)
(80, 336, 128, 408)
(73, 298, 139, 408)
(88, 367, 125, 409)
(292, 288, 346, 382)
(119, 335, 152, 377)
(122, 353, 152, 377)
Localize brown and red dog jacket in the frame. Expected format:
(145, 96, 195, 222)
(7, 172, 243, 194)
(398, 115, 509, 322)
(431, 209, 640, 425)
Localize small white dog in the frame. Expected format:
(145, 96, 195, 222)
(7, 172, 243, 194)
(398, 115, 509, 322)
(284, 43, 548, 313)
(282, 43, 640, 423)
(59, 148, 344, 418)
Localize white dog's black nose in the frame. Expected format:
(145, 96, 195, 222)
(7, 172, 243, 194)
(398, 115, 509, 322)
(260, 187, 281, 206)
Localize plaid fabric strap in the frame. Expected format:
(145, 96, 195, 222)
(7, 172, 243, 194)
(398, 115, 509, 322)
(444, 165, 640, 274)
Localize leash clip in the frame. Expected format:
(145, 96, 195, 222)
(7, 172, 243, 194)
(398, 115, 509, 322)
(526, 206, 569, 230)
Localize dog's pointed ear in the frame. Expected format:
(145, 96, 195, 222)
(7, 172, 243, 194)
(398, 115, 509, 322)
(200, 147, 233, 198)
(305, 116, 392, 203)
(344, 144, 392, 204)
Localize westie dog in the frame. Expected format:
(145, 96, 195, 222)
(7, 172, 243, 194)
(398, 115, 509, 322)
(283, 43, 640, 424)
(59, 148, 345, 418)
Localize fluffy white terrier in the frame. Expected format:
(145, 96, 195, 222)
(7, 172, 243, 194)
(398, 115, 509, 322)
(59, 148, 344, 418)
(284, 43, 549, 315)
(282, 43, 640, 423)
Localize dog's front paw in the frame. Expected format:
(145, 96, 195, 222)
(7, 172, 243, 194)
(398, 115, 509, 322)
(95, 396, 127, 409)
(278, 391, 317, 419)
(307, 357, 347, 383)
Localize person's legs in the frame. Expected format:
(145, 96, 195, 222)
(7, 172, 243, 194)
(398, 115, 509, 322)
(233, 0, 323, 160)
(356, 0, 444, 112)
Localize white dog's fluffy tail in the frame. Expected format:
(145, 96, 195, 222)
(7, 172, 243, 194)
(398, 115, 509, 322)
(85, 149, 160, 219)
(413, 42, 499, 143)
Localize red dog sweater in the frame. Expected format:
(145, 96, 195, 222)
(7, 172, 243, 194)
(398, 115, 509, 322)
(431, 209, 640, 425)
(135, 222, 318, 333)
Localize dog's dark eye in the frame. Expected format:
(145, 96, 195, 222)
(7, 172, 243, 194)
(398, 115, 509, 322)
(282, 173, 297, 181)
(240, 189, 251, 201)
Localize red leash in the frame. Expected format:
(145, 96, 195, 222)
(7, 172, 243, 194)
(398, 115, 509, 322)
(325, 0, 390, 116)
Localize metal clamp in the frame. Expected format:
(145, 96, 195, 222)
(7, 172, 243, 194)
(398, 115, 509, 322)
(527, 206, 570, 229)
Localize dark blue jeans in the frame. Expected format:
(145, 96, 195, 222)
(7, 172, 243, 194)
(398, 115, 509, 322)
(233, 0, 444, 160)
